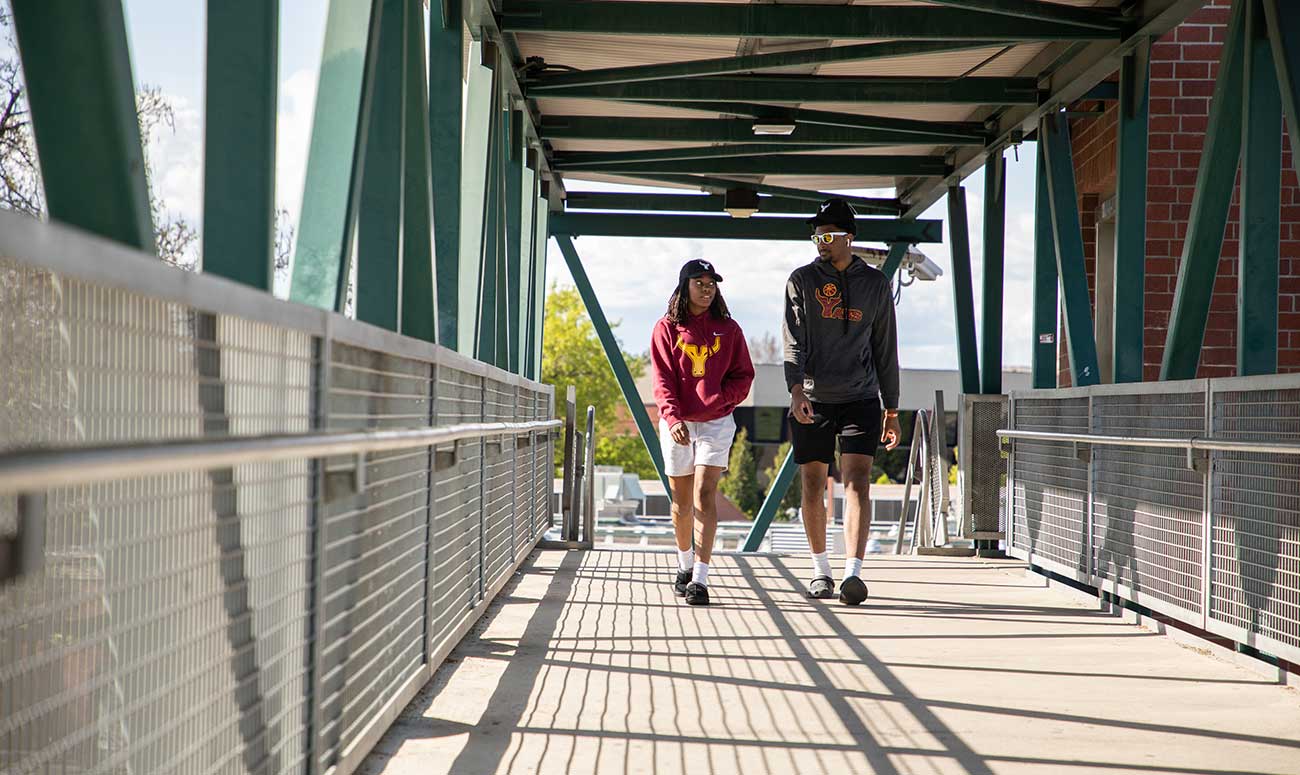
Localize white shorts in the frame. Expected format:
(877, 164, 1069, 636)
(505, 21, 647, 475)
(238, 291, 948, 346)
(659, 415, 737, 477)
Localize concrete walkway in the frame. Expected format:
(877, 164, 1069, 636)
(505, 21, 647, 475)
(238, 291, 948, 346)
(361, 549, 1300, 775)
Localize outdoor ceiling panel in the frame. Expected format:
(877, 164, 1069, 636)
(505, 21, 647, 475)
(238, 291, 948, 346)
(809, 102, 984, 123)
(545, 138, 707, 152)
(814, 42, 1050, 77)
(533, 97, 724, 119)
(513, 32, 741, 71)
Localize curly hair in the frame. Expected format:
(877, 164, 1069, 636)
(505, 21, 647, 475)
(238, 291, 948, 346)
(666, 277, 731, 325)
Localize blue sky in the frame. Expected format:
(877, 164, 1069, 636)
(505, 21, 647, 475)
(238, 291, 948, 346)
(104, 1, 1039, 369)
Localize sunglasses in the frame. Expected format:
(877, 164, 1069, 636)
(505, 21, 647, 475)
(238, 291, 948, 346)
(810, 232, 850, 245)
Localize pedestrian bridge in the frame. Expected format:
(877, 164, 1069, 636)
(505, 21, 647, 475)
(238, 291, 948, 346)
(5, 0, 1300, 773)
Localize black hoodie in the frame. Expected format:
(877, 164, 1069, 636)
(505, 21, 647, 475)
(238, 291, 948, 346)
(782, 256, 900, 409)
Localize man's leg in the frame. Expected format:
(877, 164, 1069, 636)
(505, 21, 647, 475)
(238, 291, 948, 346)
(799, 461, 830, 553)
(669, 474, 695, 594)
(838, 453, 874, 604)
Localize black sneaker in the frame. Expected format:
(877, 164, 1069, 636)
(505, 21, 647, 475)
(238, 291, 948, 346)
(808, 576, 835, 599)
(673, 570, 692, 597)
(684, 581, 710, 605)
(839, 576, 868, 606)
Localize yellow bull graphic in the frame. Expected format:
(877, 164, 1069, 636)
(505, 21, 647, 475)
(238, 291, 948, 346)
(676, 335, 722, 377)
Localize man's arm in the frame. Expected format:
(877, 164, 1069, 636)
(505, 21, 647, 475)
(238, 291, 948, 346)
(783, 273, 815, 423)
(870, 279, 900, 410)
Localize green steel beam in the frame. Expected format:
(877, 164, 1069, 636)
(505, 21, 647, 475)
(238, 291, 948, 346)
(633, 103, 989, 143)
(499, 1, 1122, 40)
(1238, 0, 1281, 377)
(742, 447, 797, 553)
(980, 151, 1006, 395)
(553, 143, 859, 166)
(202, 0, 278, 288)
(527, 40, 1007, 88)
(505, 110, 525, 373)
(1113, 44, 1149, 384)
(550, 213, 943, 243)
(1032, 140, 1058, 389)
(539, 116, 985, 147)
(431, 0, 463, 346)
(554, 154, 949, 177)
(555, 235, 670, 494)
(919, 0, 1121, 31)
(520, 165, 538, 376)
(290, 0, 382, 311)
(563, 192, 903, 216)
(1041, 113, 1100, 387)
(1264, 0, 1300, 179)
(531, 75, 1040, 105)
(1161, 0, 1245, 381)
(356, 0, 405, 331)
(880, 242, 909, 282)
(458, 41, 494, 354)
(632, 176, 905, 215)
(947, 186, 981, 395)
(11, 0, 154, 252)
(402, 0, 437, 343)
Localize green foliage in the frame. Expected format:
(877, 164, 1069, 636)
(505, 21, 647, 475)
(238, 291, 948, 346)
(720, 426, 763, 516)
(542, 283, 647, 473)
(762, 441, 801, 520)
(875, 472, 892, 485)
(595, 434, 657, 480)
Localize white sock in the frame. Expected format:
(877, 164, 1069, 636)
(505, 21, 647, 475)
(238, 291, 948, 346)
(844, 556, 863, 580)
(692, 561, 709, 586)
(677, 548, 695, 572)
(811, 551, 832, 580)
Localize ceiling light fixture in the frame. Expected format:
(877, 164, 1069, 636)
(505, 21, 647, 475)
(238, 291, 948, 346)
(723, 188, 760, 218)
(751, 121, 797, 136)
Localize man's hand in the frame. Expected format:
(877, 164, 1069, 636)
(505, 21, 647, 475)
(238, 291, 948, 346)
(790, 386, 815, 424)
(881, 411, 901, 450)
(670, 422, 691, 446)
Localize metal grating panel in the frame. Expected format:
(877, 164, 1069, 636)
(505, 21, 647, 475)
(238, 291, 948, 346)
(1009, 398, 1089, 574)
(1210, 386, 1300, 656)
(959, 395, 1007, 536)
(1091, 391, 1205, 617)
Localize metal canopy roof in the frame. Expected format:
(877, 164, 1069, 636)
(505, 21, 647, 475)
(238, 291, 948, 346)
(464, 0, 1205, 225)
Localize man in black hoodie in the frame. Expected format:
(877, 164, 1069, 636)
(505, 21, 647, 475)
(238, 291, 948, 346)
(782, 198, 902, 605)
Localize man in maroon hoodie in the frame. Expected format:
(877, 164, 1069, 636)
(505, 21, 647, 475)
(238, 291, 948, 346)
(650, 260, 755, 605)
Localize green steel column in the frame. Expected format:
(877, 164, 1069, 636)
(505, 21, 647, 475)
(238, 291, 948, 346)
(1032, 140, 1059, 389)
(1113, 43, 1149, 383)
(1041, 113, 1100, 387)
(880, 242, 908, 281)
(431, 0, 463, 346)
(290, 0, 382, 311)
(947, 185, 981, 395)
(505, 111, 525, 373)
(475, 68, 502, 365)
(1239, 0, 1281, 376)
(981, 151, 1006, 394)
(203, 0, 278, 288)
(533, 205, 551, 381)
(742, 448, 797, 552)
(1161, 0, 1246, 381)
(356, 0, 405, 330)
(401, 0, 438, 343)
(459, 41, 494, 353)
(520, 161, 539, 375)
(1263, 0, 1300, 176)
(492, 96, 511, 369)
(555, 235, 670, 493)
(11, 0, 154, 251)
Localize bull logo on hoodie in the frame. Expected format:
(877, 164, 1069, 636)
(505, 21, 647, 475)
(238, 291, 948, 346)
(676, 335, 721, 377)
(814, 283, 863, 322)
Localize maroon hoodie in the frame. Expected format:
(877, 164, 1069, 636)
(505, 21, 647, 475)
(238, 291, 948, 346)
(650, 312, 755, 428)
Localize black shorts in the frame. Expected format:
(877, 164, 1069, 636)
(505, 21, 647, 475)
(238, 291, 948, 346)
(789, 398, 883, 465)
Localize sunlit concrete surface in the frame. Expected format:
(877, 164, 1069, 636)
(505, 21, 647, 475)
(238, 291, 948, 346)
(361, 549, 1300, 775)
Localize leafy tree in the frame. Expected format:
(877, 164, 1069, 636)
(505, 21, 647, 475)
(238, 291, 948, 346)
(762, 441, 802, 520)
(541, 283, 653, 475)
(720, 426, 762, 516)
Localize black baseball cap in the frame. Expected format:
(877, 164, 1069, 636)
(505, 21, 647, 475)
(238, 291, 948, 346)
(679, 259, 722, 284)
(807, 198, 858, 235)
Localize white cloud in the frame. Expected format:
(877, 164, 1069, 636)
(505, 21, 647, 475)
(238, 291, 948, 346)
(276, 67, 320, 223)
(144, 92, 204, 227)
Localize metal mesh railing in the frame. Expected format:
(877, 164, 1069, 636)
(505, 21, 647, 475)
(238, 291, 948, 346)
(0, 221, 557, 775)
(1004, 377, 1300, 665)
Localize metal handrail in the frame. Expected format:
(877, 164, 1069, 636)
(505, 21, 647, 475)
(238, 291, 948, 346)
(997, 428, 1300, 456)
(0, 420, 562, 493)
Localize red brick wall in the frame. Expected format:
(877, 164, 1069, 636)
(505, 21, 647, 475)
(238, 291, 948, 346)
(1056, 0, 1300, 385)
